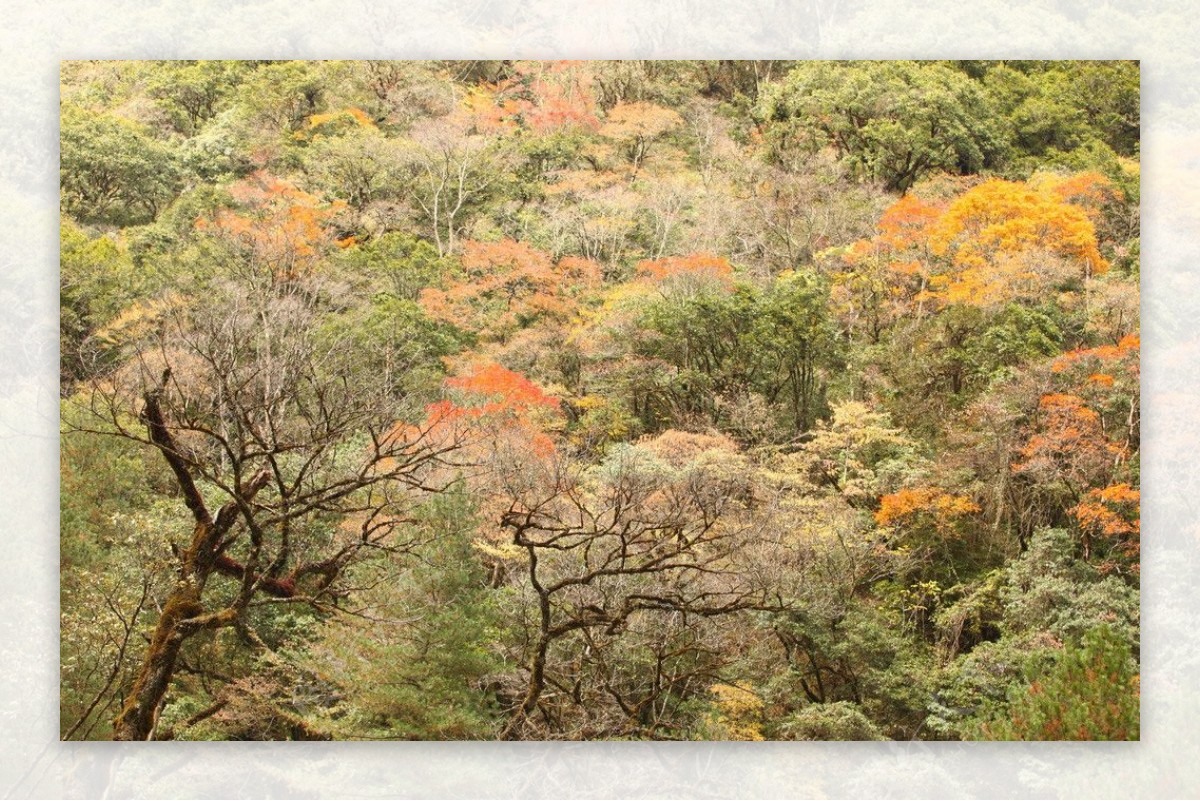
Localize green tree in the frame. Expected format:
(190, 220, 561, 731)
(234, 60, 327, 133)
(751, 270, 838, 433)
(60, 105, 178, 225)
(777, 701, 886, 741)
(332, 232, 453, 302)
(303, 126, 411, 211)
(928, 529, 1139, 739)
(974, 61, 1140, 165)
(758, 61, 1003, 191)
(633, 269, 835, 435)
(59, 220, 152, 384)
(145, 60, 247, 135)
(977, 625, 1139, 740)
(295, 488, 504, 739)
(1000, 529, 1139, 648)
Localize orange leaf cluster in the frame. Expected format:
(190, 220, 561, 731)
(446, 362, 561, 412)
(1053, 333, 1139, 373)
(874, 487, 980, 531)
(301, 107, 377, 139)
(634, 254, 734, 284)
(929, 179, 1107, 276)
(443, 362, 561, 458)
(1050, 333, 1139, 423)
(384, 363, 562, 461)
(1072, 483, 1140, 571)
(840, 173, 1112, 316)
(1074, 482, 1140, 532)
(875, 193, 945, 251)
(925, 251, 1041, 307)
(1030, 171, 1122, 225)
(1011, 394, 1123, 483)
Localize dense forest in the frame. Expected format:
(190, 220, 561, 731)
(59, 60, 1140, 741)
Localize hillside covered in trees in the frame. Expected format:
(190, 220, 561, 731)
(60, 60, 1140, 741)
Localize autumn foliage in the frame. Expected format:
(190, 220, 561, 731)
(634, 253, 734, 284)
(59, 60, 1140, 745)
(411, 362, 561, 459)
(837, 174, 1114, 315)
(301, 106, 377, 139)
(1073, 483, 1140, 570)
(1012, 394, 1124, 489)
(420, 239, 602, 340)
(1053, 333, 1140, 375)
(875, 192, 946, 251)
(447, 361, 560, 411)
(929, 178, 1108, 275)
(875, 487, 980, 537)
(196, 171, 346, 280)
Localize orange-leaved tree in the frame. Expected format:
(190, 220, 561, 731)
(1072, 483, 1139, 573)
(829, 191, 947, 337)
(925, 177, 1109, 306)
(381, 360, 565, 577)
(875, 487, 980, 544)
(195, 171, 346, 282)
(874, 485, 982, 591)
(634, 253, 735, 285)
(393, 360, 565, 483)
(1011, 393, 1124, 502)
(1044, 333, 1140, 572)
(1051, 332, 1140, 456)
(998, 327, 1140, 572)
(834, 173, 1114, 324)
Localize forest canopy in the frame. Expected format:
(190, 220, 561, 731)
(60, 59, 1139, 741)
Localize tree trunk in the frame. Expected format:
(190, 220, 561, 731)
(111, 576, 204, 740)
(500, 545, 551, 740)
(112, 517, 235, 740)
(112, 386, 267, 740)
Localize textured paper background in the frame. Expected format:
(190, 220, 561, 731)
(2, 1, 1193, 797)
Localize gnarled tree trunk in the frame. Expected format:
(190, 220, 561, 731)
(111, 388, 267, 741)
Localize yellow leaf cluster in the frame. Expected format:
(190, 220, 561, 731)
(706, 683, 765, 741)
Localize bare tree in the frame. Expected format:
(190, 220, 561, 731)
(405, 117, 510, 256)
(71, 274, 467, 740)
(490, 433, 777, 739)
(735, 158, 888, 273)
